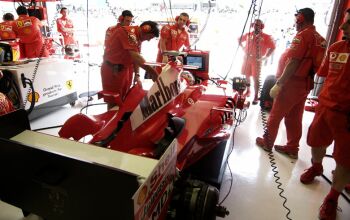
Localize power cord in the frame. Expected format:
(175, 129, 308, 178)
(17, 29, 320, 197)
(218, 107, 246, 205)
(251, 0, 293, 219)
(22, 2, 62, 112)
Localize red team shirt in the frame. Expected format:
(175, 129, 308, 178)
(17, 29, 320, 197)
(240, 32, 275, 77)
(0, 21, 16, 40)
(56, 17, 75, 45)
(104, 26, 141, 65)
(317, 40, 350, 112)
(101, 26, 141, 101)
(241, 32, 275, 58)
(12, 15, 48, 58)
(104, 23, 122, 46)
(12, 15, 43, 44)
(285, 25, 326, 78)
(156, 24, 190, 62)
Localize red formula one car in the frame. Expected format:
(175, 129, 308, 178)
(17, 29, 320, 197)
(59, 50, 249, 219)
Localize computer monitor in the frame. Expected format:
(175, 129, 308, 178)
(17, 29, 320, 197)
(185, 54, 205, 71)
(0, 137, 139, 220)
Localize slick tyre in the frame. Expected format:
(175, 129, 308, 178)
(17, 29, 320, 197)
(260, 75, 276, 111)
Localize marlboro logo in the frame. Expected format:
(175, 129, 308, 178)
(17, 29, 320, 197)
(140, 76, 179, 119)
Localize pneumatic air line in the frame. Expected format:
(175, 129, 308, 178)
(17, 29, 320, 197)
(251, 0, 293, 219)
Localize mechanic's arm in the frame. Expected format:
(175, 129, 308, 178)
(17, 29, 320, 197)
(265, 47, 275, 58)
(133, 63, 141, 85)
(159, 37, 168, 63)
(129, 50, 158, 81)
(270, 58, 301, 98)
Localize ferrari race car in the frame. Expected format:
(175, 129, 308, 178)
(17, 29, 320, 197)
(57, 50, 249, 219)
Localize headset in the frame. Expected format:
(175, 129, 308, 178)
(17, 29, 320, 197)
(295, 13, 305, 24)
(118, 15, 124, 23)
(175, 16, 190, 27)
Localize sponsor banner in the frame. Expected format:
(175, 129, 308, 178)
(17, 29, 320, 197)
(133, 140, 177, 220)
(130, 64, 186, 130)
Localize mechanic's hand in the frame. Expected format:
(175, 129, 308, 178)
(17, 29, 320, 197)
(269, 84, 281, 99)
(162, 55, 168, 63)
(134, 74, 142, 87)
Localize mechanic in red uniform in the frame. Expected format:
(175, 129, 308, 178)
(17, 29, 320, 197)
(56, 7, 75, 46)
(0, 70, 14, 116)
(256, 8, 326, 159)
(299, 8, 350, 220)
(155, 12, 190, 74)
(239, 19, 275, 104)
(102, 21, 159, 109)
(0, 13, 16, 40)
(104, 10, 134, 46)
(12, 6, 48, 58)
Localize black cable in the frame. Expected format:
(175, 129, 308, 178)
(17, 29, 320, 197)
(219, 107, 245, 205)
(322, 154, 350, 204)
(321, 174, 350, 204)
(80, 102, 106, 113)
(250, 0, 292, 218)
(105, 0, 119, 20)
(22, 3, 62, 112)
(190, 0, 212, 48)
(168, 0, 174, 21)
(223, 1, 254, 80)
(32, 125, 63, 132)
(83, 0, 92, 115)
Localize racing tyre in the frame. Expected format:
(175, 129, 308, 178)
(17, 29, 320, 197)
(168, 179, 228, 220)
(260, 75, 276, 111)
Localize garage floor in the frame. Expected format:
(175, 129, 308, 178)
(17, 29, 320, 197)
(1, 98, 349, 220)
(0, 67, 349, 220)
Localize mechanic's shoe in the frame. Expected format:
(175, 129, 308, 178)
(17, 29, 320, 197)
(345, 184, 350, 194)
(256, 137, 272, 151)
(319, 198, 338, 220)
(300, 164, 323, 184)
(274, 145, 298, 159)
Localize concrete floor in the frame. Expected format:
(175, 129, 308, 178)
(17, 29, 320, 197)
(0, 62, 349, 219)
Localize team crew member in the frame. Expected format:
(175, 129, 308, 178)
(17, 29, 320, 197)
(299, 8, 350, 220)
(102, 21, 159, 109)
(256, 8, 326, 158)
(12, 6, 48, 58)
(239, 19, 275, 104)
(0, 13, 16, 40)
(104, 10, 134, 46)
(155, 12, 190, 73)
(56, 7, 75, 46)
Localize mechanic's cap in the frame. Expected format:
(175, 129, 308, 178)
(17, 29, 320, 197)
(296, 8, 315, 21)
(122, 10, 134, 17)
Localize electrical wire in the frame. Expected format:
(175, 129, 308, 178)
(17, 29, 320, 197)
(249, 0, 292, 219)
(22, 3, 62, 111)
(223, 1, 254, 80)
(322, 154, 350, 204)
(83, 0, 92, 115)
(190, 0, 212, 48)
(218, 107, 245, 205)
(162, 0, 171, 24)
(105, 0, 119, 20)
(168, 0, 174, 21)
